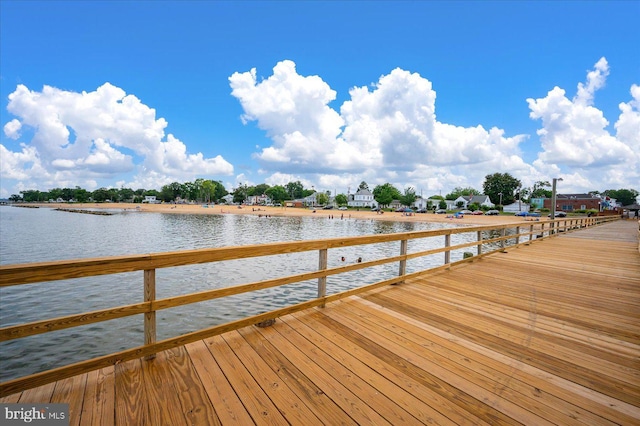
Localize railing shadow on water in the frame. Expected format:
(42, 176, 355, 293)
(0, 215, 619, 396)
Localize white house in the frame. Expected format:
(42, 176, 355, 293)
(143, 196, 160, 204)
(453, 195, 495, 209)
(412, 196, 428, 210)
(221, 194, 234, 204)
(503, 202, 530, 213)
(246, 194, 271, 205)
(348, 188, 378, 208)
(303, 193, 317, 206)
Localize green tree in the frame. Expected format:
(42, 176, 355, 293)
(400, 187, 416, 207)
(233, 183, 248, 204)
(49, 188, 63, 200)
(201, 180, 217, 203)
(334, 193, 348, 206)
(316, 192, 329, 206)
(193, 178, 206, 202)
(61, 187, 75, 201)
(74, 187, 90, 202)
(445, 187, 480, 200)
(285, 181, 304, 199)
(118, 187, 135, 202)
(531, 181, 552, 199)
(265, 185, 288, 203)
(373, 183, 401, 208)
(9, 194, 22, 202)
(483, 173, 521, 206)
(358, 181, 369, 191)
(213, 181, 228, 201)
(252, 183, 270, 196)
(603, 188, 639, 206)
(438, 200, 447, 209)
(181, 181, 196, 201)
(92, 188, 111, 202)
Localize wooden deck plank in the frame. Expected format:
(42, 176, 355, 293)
(356, 295, 640, 425)
(202, 334, 289, 425)
(345, 296, 626, 426)
(16, 381, 55, 403)
(364, 290, 640, 407)
(252, 321, 396, 425)
(80, 367, 115, 426)
(51, 374, 88, 426)
(286, 309, 489, 426)
(379, 284, 640, 385)
(236, 323, 359, 425)
(158, 346, 219, 425)
(322, 299, 557, 426)
(2, 220, 638, 425)
(220, 330, 324, 425)
(140, 350, 193, 425)
(398, 275, 640, 361)
(270, 316, 433, 425)
(114, 359, 150, 425)
(184, 340, 252, 425)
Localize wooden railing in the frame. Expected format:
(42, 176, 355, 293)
(0, 215, 619, 396)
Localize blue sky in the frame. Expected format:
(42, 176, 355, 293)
(1, 1, 638, 199)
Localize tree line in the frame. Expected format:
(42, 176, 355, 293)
(10, 173, 638, 207)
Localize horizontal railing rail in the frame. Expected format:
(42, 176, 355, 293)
(0, 215, 619, 396)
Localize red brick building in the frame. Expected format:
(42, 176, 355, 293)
(543, 194, 602, 212)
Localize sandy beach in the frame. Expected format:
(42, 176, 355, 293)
(37, 202, 542, 226)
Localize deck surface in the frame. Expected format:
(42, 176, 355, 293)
(2, 220, 639, 425)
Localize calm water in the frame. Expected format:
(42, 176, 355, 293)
(0, 205, 483, 381)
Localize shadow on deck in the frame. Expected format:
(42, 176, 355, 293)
(2, 220, 639, 425)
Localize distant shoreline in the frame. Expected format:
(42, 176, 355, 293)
(27, 202, 532, 226)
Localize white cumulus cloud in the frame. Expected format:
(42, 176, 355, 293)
(230, 60, 344, 168)
(1, 82, 233, 195)
(231, 59, 638, 196)
(527, 57, 639, 191)
(3, 119, 22, 139)
(231, 60, 532, 191)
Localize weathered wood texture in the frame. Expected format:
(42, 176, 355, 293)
(2, 220, 638, 425)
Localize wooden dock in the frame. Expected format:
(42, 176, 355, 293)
(1, 220, 639, 425)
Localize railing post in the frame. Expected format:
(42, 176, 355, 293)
(541, 222, 545, 238)
(444, 234, 451, 265)
(318, 248, 327, 307)
(144, 269, 156, 360)
(528, 225, 533, 244)
(477, 231, 483, 255)
(515, 226, 520, 245)
(500, 228, 506, 251)
(398, 239, 407, 283)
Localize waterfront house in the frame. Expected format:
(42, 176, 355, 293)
(348, 188, 378, 208)
(453, 195, 495, 209)
(503, 202, 531, 213)
(412, 196, 428, 210)
(389, 199, 403, 210)
(246, 194, 271, 206)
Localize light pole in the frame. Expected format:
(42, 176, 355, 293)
(551, 177, 563, 222)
